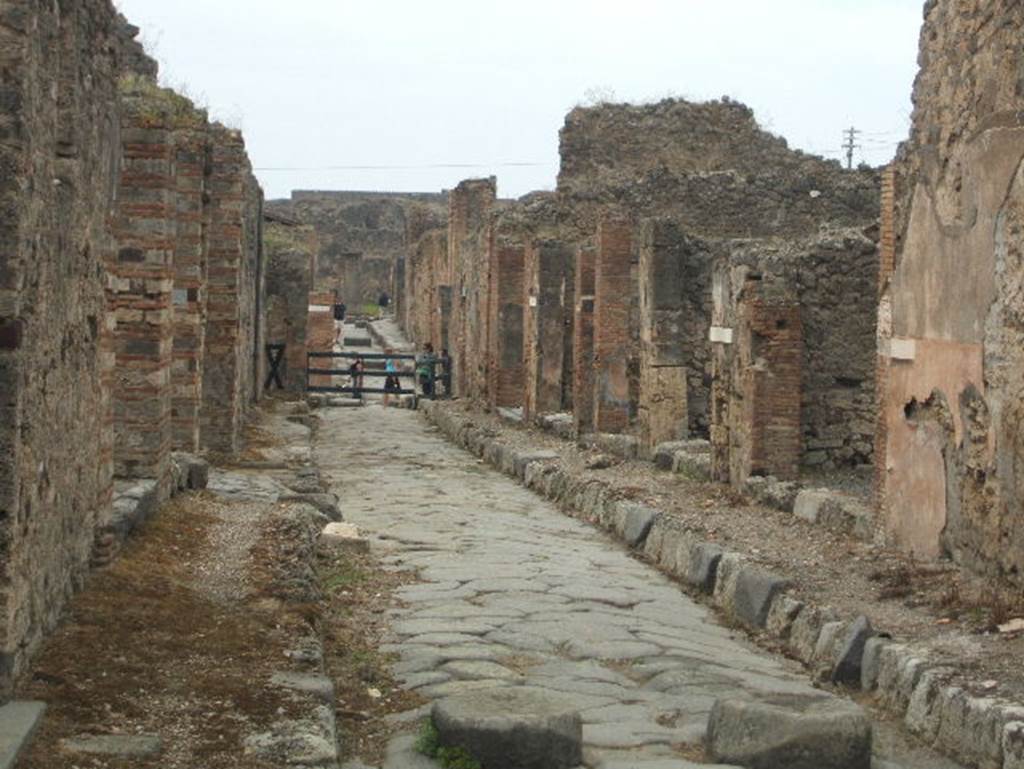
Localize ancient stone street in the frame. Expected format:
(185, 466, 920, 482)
(316, 404, 962, 769)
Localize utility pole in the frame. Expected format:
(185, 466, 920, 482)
(843, 126, 862, 170)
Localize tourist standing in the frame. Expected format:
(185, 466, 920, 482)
(415, 343, 437, 398)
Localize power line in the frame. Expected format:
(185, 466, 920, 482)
(254, 161, 547, 172)
(842, 126, 862, 170)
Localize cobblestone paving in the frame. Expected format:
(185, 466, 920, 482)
(316, 405, 963, 769)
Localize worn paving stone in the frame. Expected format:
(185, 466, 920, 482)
(314, 405, 967, 769)
(442, 660, 523, 681)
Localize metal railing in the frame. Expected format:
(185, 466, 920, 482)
(305, 351, 451, 398)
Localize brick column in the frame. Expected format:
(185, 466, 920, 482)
(200, 128, 248, 454)
(523, 240, 573, 422)
(874, 165, 897, 535)
(725, 279, 803, 484)
(573, 244, 597, 436)
(448, 178, 496, 400)
(171, 125, 210, 451)
(108, 109, 175, 486)
(638, 219, 688, 456)
(593, 218, 634, 433)
(487, 236, 526, 409)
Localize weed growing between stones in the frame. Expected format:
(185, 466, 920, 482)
(415, 719, 482, 769)
(322, 560, 368, 593)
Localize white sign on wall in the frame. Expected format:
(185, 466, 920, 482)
(309, 304, 331, 313)
(709, 326, 734, 345)
(886, 337, 917, 361)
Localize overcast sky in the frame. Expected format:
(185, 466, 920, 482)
(114, 0, 925, 202)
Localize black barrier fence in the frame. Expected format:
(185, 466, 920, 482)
(305, 351, 451, 397)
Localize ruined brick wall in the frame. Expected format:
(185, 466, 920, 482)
(409, 229, 446, 349)
(171, 122, 212, 452)
(487, 233, 526, 409)
(200, 127, 264, 455)
(448, 179, 496, 400)
(271, 191, 447, 308)
(636, 220, 715, 454)
(711, 274, 803, 484)
(877, 0, 1024, 578)
(558, 99, 880, 239)
(711, 229, 878, 476)
(0, 0, 124, 696)
(264, 218, 317, 392)
(0, 1, 267, 700)
(523, 240, 574, 422)
(107, 86, 182, 489)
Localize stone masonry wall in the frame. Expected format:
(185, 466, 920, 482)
(0, 2, 266, 702)
(0, 0, 123, 697)
(558, 98, 879, 450)
(200, 126, 264, 455)
(573, 243, 598, 436)
(271, 190, 447, 308)
(523, 240, 574, 423)
(264, 218, 317, 392)
(712, 229, 879, 475)
(558, 99, 880, 240)
(712, 274, 803, 484)
(107, 86, 179, 490)
(636, 220, 712, 454)
(171, 121, 212, 452)
(592, 218, 636, 434)
(409, 229, 446, 350)
(878, 0, 1024, 580)
(448, 179, 496, 400)
(487, 233, 526, 409)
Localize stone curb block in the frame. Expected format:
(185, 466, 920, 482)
(615, 503, 661, 548)
(687, 543, 724, 593)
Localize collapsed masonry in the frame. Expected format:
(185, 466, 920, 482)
(395, 0, 1024, 590)
(399, 99, 881, 487)
(0, 2, 271, 699)
(876, 0, 1024, 583)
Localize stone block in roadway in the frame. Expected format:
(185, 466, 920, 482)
(432, 686, 583, 769)
(707, 693, 872, 769)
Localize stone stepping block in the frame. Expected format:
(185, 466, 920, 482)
(707, 693, 871, 769)
(432, 686, 582, 769)
(320, 522, 370, 553)
(0, 702, 45, 769)
(327, 397, 364, 408)
(61, 733, 162, 758)
(343, 336, 373, 347)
